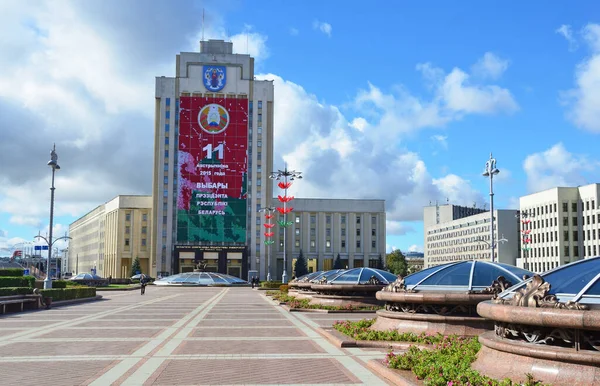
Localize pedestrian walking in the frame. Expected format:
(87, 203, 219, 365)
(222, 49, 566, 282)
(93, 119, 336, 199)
(140, 274, 147, 295)
(251, 276, 255, 289)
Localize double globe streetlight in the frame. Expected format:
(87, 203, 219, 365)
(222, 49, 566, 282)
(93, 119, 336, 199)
(482, 153, 500, 263)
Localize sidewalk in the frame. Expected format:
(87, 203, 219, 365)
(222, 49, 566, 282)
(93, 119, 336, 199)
(0, 287, 392, 385)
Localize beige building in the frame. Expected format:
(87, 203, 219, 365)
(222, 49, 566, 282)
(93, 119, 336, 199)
(267, 199, 386, 279)
(152, 39, 274, 279)
(423, 203, 519, 268)
(519, 183, 600, 273)
(68, 195, 152, 278)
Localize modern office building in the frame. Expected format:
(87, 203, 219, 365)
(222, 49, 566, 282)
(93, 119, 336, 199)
(519, 183, 600, 273)
(68, 195, 152, 278)
(423, 203, 519, 268)
(151, 39, 274, 279)
(266, 199, 386, 279)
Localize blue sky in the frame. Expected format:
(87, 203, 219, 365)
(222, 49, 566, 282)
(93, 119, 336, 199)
(0, 0, 599, 256)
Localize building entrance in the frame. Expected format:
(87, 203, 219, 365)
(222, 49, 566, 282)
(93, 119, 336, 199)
(173, 245, 248, 279)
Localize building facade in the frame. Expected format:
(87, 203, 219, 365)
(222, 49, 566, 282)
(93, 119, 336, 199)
(151, 39, 274, 279)
(68, 195, 152, 278)
(519, 183, 600, 273)
(266, 199, 386, 279)
(424, 204, 519, 268)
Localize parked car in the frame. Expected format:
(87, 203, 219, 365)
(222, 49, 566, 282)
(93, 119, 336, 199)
(69, 273, 108, 287)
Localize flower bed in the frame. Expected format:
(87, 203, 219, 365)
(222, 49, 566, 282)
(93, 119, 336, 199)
(333, 319, 465, 344)
(386, 336, 547, 386)
(269, 291, 380, 311)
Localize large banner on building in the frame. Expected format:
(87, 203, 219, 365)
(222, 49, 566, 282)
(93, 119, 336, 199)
(177, 96, 248, 243)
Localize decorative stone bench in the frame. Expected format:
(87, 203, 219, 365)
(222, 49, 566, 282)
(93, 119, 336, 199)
(0, 294, 42, 314)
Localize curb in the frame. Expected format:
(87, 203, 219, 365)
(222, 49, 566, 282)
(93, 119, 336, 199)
(316, 327, 432, 351)
(51, 295, 103, 307)
(366, 359, 422, 386)
(280, 304, 378, 314)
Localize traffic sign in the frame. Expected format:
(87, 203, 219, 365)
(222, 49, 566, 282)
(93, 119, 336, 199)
(23, 269, 30, 276)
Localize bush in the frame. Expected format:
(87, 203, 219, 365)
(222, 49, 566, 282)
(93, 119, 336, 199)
(0, 287, 34, 296)
(0, 268, 24, 277)
(260, 281, 283, 289)
(52, 280, 67, 289)
(0, 276, 36, 288)
(66, 281, 85, 287)
(334, 319, 461, 343)
(279, 284, 289, 293)
(39, 287, 96, 301)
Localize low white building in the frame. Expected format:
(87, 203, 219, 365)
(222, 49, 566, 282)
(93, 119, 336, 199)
(519, 183, 600, 273)
(424, 204, 519, 268)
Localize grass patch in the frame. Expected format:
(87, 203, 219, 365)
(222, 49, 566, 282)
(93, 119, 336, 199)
(107, 284, 138, 288)
(268, 291, 381, 311)
(386, 336, 547, 386)
(333, 319, 464, 344)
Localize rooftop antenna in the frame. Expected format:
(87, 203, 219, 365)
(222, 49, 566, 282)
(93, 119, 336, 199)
(201, 8, 205, 42)
(446, 197, 449, 204)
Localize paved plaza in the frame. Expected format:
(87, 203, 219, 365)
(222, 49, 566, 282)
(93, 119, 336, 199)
(0, 287, 393, 385)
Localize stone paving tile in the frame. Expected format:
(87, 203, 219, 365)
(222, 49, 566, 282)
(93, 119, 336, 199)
(0, 328, 25, 337)
(36, 327, 164, 339)
(190, 327, 305, 338)
(76, 320, 175, 328)
(0, 340, 146, 357)
(174, 339, 325, 355)
(97, 314, 180, 320)
(196, 318, 293, 327)
(203, 313, 285, 320)
(146, 358, 361, 385)
(0, 360, 115, 386)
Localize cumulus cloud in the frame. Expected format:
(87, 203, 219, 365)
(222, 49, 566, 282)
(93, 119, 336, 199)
(523, 143, 599, 193)
(313, 20, 332, 37)
(556, 24, 578, 51)
(471, 52, 510, 79)
(407, 244, 423, 253)
(229, 25, 270, 63)
(562, 23, 600, 132)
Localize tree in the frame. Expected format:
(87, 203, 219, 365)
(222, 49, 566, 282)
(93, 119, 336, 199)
(294, 249, 308, 278)
(131, 256, 142, 277)
(377, 253, 384, 269)
(386, 249, 407, 276)
(333, 253, 343, 269)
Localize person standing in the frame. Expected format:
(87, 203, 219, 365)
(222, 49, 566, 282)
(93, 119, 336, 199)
(251, 276, 255, 289)
(140, 274, 147, 295)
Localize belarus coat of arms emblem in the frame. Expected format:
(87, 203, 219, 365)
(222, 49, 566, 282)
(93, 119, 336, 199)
(203, 66, 226, 92)
(198, 104, 229, 134)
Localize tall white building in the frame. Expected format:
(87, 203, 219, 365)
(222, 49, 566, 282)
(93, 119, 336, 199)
(519, 183, 600, 273)
(152, 39, 274, 279)
(423, 204, 519, 268)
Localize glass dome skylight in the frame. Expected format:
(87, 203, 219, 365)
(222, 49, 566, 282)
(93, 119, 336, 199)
(327, 268, 398, 285)
(497, 256, 600, 305)
(309, 269, 346, 283)
(293, 271, 323, 283)
(403, 261, 533, 292)
(154, 272, 247, 286)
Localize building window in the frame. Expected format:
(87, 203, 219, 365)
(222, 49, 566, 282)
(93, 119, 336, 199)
(356, 217, 361, 224)
(257, 140, 262, 147)
(554, 203, 557, 212)
(341, 229, 346, 236)
(372, 240, 376, 248)
(372, 216, 376, 224)
(125, 213, 131, 222)
(295, 229, 300, 235)
(572, 202, 577, 212)
(311, 215, 316, 224)
(310, 240, 315, 247)
(372, 229, 376, 236)
(356, 240, 361, 248)
(142, 214, 147, 222)
(141, 239, 146, 247)
(142, 226, 147, 234)
(165, 123, 170, 132)
(563, 231, 569, 241)
(295, 240, 300, 247)
(326, 229, 331, 237)
(326, 240, 331, 248)
(257, 127, 262, 134)
(356, 229, 361, 236)
(165, 137, 169, 145)
(258, 113, 262, 123)
(125, 239, 130, 247)
(563, 203, 568, 212)
(574, 246, 579, 257)
(163, 190, 168, 197)
(341, 215, 346, 224)
(326, 215, 331, 224)
(125, 226, 130, 234)
(573, 217, 578, 226)
(573, 231, 578, 241)
(295, 215, 300, 223)
(341, 240, 346, 248)
(563, 217, 568, 226)
(258, 101, 263, 109)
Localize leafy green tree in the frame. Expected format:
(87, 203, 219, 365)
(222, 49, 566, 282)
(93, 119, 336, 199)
(333, 253, 343, 269)
(131, 256, 142, 277)
(386, 249, 407, 276)
(294, 249, 308, 278)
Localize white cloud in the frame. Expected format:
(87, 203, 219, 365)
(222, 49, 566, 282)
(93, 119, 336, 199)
(562, 23, 600, 132)
(408, 244, 423, 253)
(229, 28, 269, 62)
(471, 52, 510, 80)
(430, 134, 448, 149)
(556, 24, 578, 51)
(289, 27, 299, 36)
(523, 143, 599, 193)
(386, 244, 398, 253)
(507, 196, 520, 210)
(313, 20, 332, 37)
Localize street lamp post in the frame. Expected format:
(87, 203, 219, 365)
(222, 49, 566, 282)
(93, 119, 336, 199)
(515, 210, 535, 270)
(259, 206, 276, 282)
(475, 234, 509, 261)
(482, 153, 500, 263)
(37, 144, 71, 289)
(269, 166, 302, 284)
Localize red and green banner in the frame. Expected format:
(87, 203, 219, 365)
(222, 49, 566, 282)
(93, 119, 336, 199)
(177, 96, 248, 243)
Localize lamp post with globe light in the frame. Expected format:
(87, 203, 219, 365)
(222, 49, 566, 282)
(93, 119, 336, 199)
(482, 153, 500, 263)
(269, 166, 302, 284)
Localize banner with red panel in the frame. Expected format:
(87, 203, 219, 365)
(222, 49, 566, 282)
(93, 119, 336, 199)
(177, 96, 248, 243)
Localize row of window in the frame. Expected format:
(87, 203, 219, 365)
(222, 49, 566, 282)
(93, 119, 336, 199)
(276, 239, 377, 250)
(124, 238, 147, 247)
(426, 224, 492, 242)
(124, 212, 148, 222)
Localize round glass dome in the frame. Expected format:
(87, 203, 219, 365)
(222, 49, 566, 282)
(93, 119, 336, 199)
(154, 272, 247, 286)
(309, 269, 346, 283)
(328, 268, 398, 285)
(293, 271, 323, 283)
(497, 256, 600, 305)
(404, 261, 533, 292)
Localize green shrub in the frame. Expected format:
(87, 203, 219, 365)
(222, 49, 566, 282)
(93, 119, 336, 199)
(65, 281, 85, 287)
(334, 319, 461, 343)
(0, 287, 34, 296)
(0, 276, 35, 288)
(261, 281, 283, 289)
(279, 284, 289, 293)
(0, 268, 24, 277)
(52, 280, 67, 289)
(39, 287, 96, 301)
